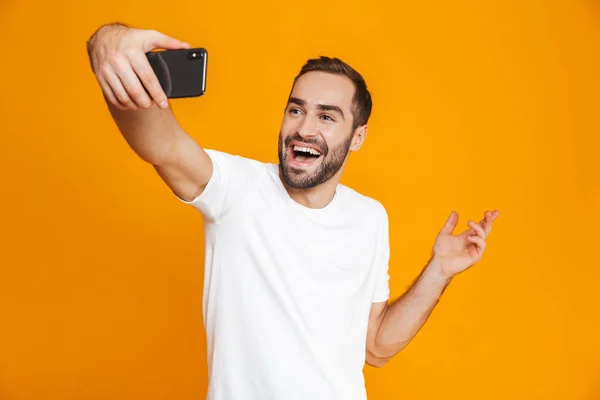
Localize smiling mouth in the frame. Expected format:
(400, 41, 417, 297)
(289, 145, 323, 166)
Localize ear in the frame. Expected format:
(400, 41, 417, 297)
(349, 124, 368, 151)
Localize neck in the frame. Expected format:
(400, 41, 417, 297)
(279, 169, 342, 209)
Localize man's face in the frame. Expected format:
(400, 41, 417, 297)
(278, 71, 357, 189)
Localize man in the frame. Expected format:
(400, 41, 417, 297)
(87, 23, 499, 400)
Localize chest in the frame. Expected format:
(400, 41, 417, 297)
(230, 193, 380, 269)
(217, 193, 384, 302)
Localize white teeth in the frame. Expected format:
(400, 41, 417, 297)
(293, 145, 321, 156)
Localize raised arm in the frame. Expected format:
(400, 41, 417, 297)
(87, 23, 212, 201)
(365, 210, 500, 367)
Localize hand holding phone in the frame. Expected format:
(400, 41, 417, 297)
(87, 24, 199, 110)
(146, 47, 207, 99)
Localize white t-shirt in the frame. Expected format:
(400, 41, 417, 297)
(179, 150, 391, 400)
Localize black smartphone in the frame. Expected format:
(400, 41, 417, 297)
(145, 47, 208, 99)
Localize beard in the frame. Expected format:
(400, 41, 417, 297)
(278, 131, 354, 189)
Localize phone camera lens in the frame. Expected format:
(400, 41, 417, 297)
(188, 51, 202, 60)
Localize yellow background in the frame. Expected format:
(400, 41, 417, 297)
(1, 0, 599, 399)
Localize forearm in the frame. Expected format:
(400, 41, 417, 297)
(374, 257, 451, 359)
(108, 102, 183, 164)
(88, 22, 187, 165)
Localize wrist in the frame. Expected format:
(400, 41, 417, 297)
(97, 22, 129, 36)
(87, 22, 128, 49)
(425, 256, 454, 284)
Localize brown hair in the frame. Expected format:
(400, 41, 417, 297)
(292, 56, 372, 131)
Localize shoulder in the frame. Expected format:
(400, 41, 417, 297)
(205, 149, 269, 174)
(336, 184, 388, 223)
(205, 149, 267, 167)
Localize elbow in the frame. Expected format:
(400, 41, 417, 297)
(367, 358, 389, 368)
(142, 148, 171, 166)
(365, 350, 391, 368)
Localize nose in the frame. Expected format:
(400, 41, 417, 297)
(297, 115, 318, 139)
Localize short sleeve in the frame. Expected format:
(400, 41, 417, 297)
(372, 206, 391, 303)
(177, 149, 266, 222)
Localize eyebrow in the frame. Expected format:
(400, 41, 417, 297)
(288, 97, 345, 120)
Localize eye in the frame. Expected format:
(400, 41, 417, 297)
(288, 108, 302, 115)
(320, 114, 335, 122)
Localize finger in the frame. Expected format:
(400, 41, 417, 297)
(97, 75, 128, 110)
(467, 235, 486, 252)
(440, 211, 459, 235)
(491, 210, 500, 220)
(468, 220, 486, 239)
(482, 210, 500, 235)
(129, 52, 169, 109)
(103, 67, 138, 110)
(458, 228, 476, 240)
(480, 211, 493, 236)
(114, 60, 152, 109)
(150, 31, 191, 50)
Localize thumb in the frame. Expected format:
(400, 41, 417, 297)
(149, 31, 191, 50)
(440, 211, 459, 235)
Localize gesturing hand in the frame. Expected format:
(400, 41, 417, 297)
(431, 210, 500, 279)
